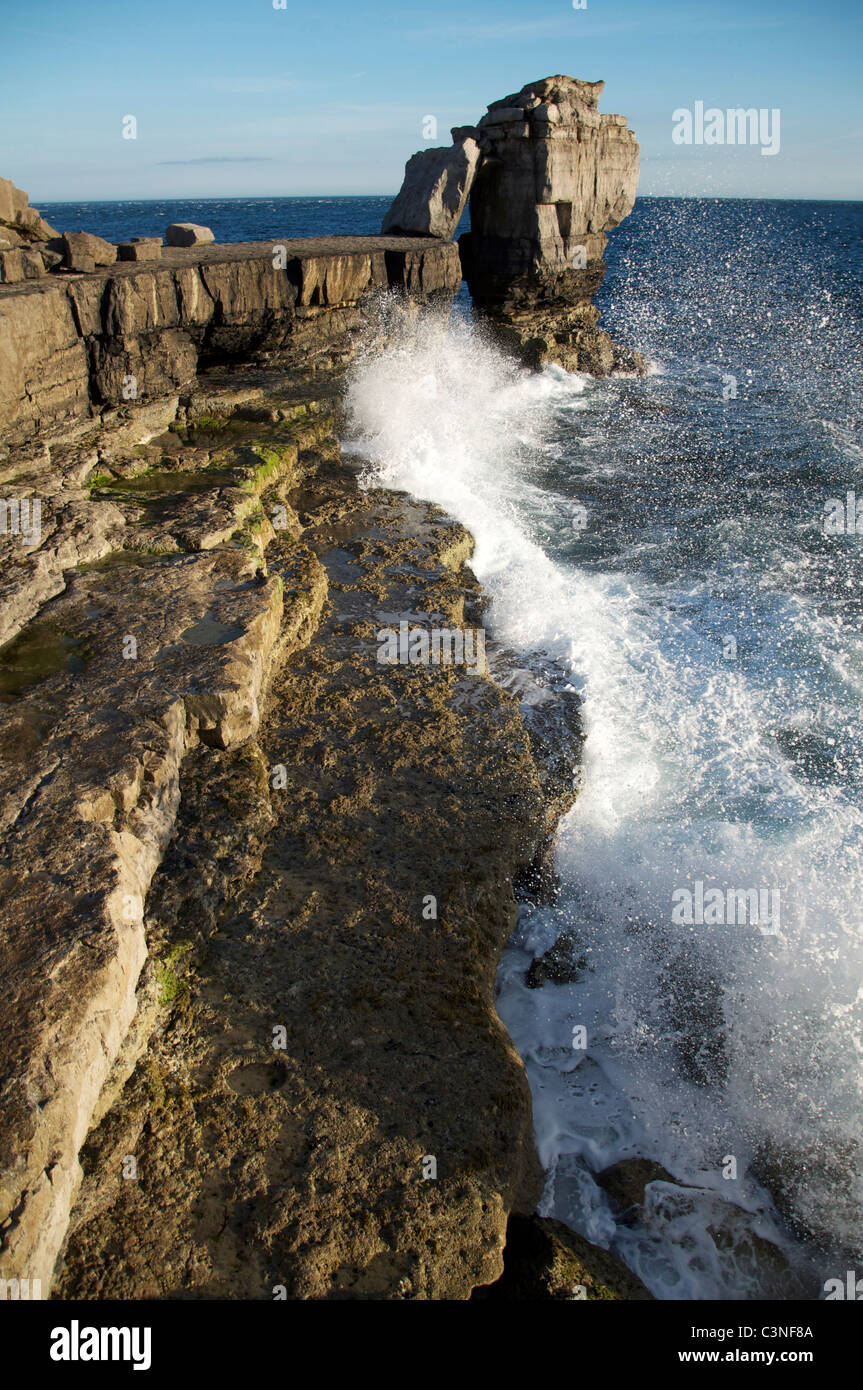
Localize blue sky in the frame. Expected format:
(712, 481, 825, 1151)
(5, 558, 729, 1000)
(1, 0, 860, 202)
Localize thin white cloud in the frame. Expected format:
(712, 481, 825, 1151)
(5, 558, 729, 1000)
(409, 14, 785, 42)
(198, 75, 322, 95)
(157, 157, 275, 166)
(7, 23, 150, 48)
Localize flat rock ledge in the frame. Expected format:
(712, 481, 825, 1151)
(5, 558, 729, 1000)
(0, 236, 461, 447)
(0, 358, 646, 1299)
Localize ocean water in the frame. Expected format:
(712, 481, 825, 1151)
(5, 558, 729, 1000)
(36, 195, 436, 244)
(344, 198, 863, 1300)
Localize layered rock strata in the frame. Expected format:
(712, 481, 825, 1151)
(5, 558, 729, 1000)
(0, 347, 648, 1297)
(0, 354, 618, 1298)
(0, 236, 461, 446)
(0, 166, 648, 1298)
(462, 76, 641, 373)
(52, 417, 544, 1298)
(0, 388, 331, 1291)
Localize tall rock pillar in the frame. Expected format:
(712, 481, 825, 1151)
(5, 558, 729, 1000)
(459, 75, 641, 374)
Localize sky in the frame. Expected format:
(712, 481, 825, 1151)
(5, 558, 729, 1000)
(1, 0, 861, 202)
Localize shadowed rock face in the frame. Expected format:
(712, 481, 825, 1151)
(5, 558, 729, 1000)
(460, 75, 641, 375)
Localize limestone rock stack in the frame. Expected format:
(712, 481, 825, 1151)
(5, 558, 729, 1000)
(462, 76, 641, 374)
(382, 75, 642, 375)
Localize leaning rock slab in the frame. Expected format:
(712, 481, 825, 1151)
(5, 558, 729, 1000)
(18, 206, 59, 241)
(382, 137, 481, 239)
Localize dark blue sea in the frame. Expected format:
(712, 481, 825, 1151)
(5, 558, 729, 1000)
(37, 195, 414, 245)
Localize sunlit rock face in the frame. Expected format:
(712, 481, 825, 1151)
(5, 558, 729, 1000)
(460, 75, 641, 375)
(382, 137, 481, 239)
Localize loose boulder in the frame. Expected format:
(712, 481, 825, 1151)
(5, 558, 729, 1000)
(17, 205, 60, 240)
(382, 136, 480, 239)
(62, 230, 117, 271)
(166, 223, 215, 248)
(117, 237, 162, 262)
(0, 247, 48, 283)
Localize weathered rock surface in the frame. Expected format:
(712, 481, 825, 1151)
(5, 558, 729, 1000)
(0, 351, 618, 1300)
(0, 247, 48, 284)
(0, 390, 333, 1292)
(0, 365, 588, 1299)
(0, 545, 286, 1289)
(52, 438, 552, 1299)
(166, 223, 215, 248)
(460, 75, 641, 374)
(0, 114, 646, 1297)
(382, 137, 480, 239)
(0, 237, 461, 445)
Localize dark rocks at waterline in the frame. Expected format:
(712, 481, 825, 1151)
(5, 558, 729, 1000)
(526, 930, 585, 988)
(472, 1213, 653, 1300)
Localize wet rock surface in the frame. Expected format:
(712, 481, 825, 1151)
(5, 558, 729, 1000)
(472, 1212, 652, 1300)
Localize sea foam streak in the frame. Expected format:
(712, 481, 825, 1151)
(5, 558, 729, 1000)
(345, 305, 863, 1298)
